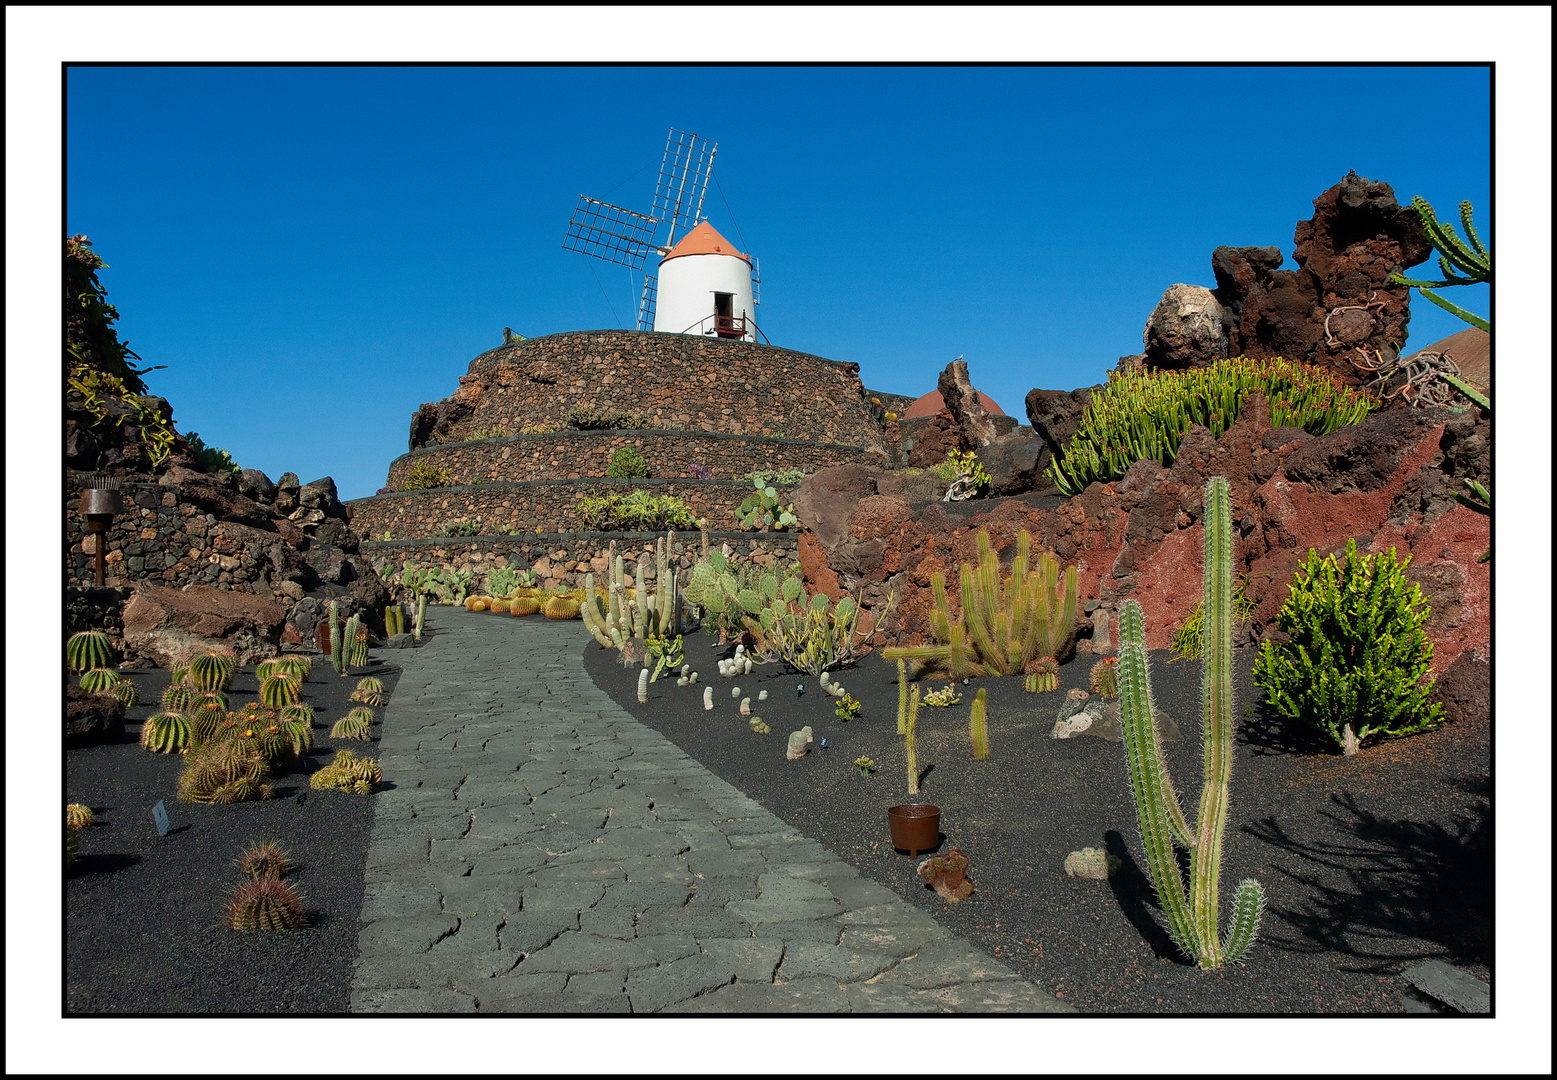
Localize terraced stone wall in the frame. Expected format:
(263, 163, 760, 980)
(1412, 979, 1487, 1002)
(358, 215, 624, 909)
(345, 479, 801, 543)
(386, 430, 882, 490)
(361, 532, 802, 596)
(435, 330, 890, 451)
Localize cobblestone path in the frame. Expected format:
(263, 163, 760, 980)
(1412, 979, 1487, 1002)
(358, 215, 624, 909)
(350, 610, 1072, 1013)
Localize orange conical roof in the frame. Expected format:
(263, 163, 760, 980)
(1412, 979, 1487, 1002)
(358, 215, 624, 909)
(660, 220, 750, 263)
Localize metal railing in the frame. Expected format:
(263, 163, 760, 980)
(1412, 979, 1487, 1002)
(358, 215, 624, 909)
(677, 313, 769, 344)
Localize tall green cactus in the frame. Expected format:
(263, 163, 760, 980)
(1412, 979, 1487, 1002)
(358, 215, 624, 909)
(904, 684, 921, 795)
(883, 529, 1077, 678)
(328, 601, 342, 673)
(1118, 475, 1264, 970)
(1388, 196, 1490, 332)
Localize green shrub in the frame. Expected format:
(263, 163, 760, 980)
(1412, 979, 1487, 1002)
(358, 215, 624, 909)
(186, 431, 240, 476)
(575, 489, 699, 531)
(402, 462, 452, 490)
(1252, 538, 1443, 751)
(1048, 356, 1378, 496)
(607, 446, 650, 478)
(566, 407, 656, 430)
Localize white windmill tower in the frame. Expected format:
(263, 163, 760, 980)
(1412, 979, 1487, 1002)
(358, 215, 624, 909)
(563, 129, 764, 342)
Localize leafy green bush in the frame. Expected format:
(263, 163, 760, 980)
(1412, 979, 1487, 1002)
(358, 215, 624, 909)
(402, 462, 452, 490)
(1252, 538, 1443, 751)
(575, 489, 699, 531)
(607, 446, 650, 478)
(186, 430, 240, 476)
(566, 407, 657, 430)
(1048, 356, 1378, 496)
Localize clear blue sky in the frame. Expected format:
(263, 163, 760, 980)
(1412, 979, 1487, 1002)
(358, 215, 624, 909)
(65, 64, 1491, 500)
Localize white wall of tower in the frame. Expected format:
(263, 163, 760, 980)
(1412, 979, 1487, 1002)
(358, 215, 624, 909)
(652, 252, 756, 342)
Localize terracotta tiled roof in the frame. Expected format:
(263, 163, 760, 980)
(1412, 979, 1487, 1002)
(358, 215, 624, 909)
(902, 389, 1006, 418)
(661, 220, 750, 263)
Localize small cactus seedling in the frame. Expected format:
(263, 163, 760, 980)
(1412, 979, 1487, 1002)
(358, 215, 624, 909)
(310, 749, 383, 794)
(259, 675, 301, 709)
(67, 630, 113, 674)
(1024, 656, 1060, 693)
(141, 712, 193, 754)
(350, 676, 385, 707)
(226, 875, 309, 930)
(970, 688, 990, 760)
(162, 682, 199, 713)
(749, 717, 771, 734)
(834, 692, 861, 722)
(280, 703, 317, 728)
(922, 684, 961, 707)
(853, 756, 875, 777)
(786, 730, 810, 760)
(703, 686, 714, 711)
(331, 707, 376, 740)
(235, 840, 294, 880)
(918, 848, 975, 903)
(1090, 656, 1119, 699)
(66, 804, 95, 831)
(109, 679, 139, 708)
(78, 668, 122, 694)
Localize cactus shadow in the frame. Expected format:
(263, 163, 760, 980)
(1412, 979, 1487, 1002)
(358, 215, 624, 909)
(1235, 700, 1336, 757)
(1240, 784, 1491, 973)
(1103, 830, 1192, 965)
(70, 852, 143, 877)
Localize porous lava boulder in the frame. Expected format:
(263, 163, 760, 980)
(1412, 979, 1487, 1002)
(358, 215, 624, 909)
(1142, 284, 1230, 370)
(1427, 647, 1490, 725)
(122, 582, 290, 669)
(66, 684, 125, 745)
(1209, 170, 1434, 390)
(792, 464, 883, 552)
(1024, 386, 1095, 486)
(976, 431, 1051, 496)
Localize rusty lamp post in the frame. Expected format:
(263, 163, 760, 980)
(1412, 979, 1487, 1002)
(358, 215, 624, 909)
(79, 474, 124, 587)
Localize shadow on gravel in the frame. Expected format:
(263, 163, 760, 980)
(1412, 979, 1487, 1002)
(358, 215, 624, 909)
(1243, 785, 1492, 973)
(71, 853, 142, 876)
(1235, 701, 1337, 758)
(1103, 829, 1186, 965)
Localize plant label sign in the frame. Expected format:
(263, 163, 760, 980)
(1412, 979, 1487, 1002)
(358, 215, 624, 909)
(151, 800, 170, 837)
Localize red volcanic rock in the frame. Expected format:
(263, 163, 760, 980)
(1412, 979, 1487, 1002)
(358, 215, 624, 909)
(792, 464, 884, 552)
(122, 583, 290, 669)
(802, 397, 1488, 674)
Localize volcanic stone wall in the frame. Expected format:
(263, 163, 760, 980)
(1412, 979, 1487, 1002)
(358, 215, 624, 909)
(362, 531, 801, 597)
(345, 479, 799, 541)
(415, 330, 891, 452)
(65, 479, 278, 593)
(386, 430, 878, 489)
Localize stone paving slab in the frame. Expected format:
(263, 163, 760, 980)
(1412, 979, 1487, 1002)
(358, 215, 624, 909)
(349, 612, 1073, 1014)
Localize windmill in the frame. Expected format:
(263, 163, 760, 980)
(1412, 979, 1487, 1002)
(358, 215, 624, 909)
(564, 129, 761, 337)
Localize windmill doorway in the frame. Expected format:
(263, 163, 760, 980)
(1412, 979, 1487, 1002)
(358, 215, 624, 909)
(713, 292, 744, 338)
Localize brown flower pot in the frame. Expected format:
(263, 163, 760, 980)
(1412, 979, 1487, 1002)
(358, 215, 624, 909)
(887, 804, 941, 857)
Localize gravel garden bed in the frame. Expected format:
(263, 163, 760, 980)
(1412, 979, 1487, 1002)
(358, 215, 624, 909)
(64, 655, 402, 1014)
(583, 628, 1491, 1014)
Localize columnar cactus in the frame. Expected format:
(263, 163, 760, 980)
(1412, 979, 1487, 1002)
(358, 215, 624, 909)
(905, 684, 921, 795)
(637, 668, 650, 702)
(1118, 476, 1265, 970)
(349, 626, 370, 668)
(896, 658, 909, 735)
(329, 602, 343, 674)
(969, 688, 990, 760)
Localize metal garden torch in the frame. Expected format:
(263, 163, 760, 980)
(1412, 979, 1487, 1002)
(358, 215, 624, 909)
(79, 474, 123, 587)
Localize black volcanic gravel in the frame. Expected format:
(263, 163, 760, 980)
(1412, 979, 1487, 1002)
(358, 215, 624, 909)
(584, 629, 1492, 1015)
(65, 655, 403, 1014)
